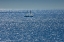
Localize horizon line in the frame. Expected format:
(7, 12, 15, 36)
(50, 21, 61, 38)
(0, 9, 64, 10)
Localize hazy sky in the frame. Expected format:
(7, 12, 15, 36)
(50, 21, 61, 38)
(0, 0, 64, 10)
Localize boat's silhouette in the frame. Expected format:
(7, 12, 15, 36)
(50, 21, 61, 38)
(24, 10, 33, 17)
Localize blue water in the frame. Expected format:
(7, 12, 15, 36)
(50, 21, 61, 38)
(0, 10, 64, 42)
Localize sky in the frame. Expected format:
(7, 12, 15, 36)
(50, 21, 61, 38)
(0, 0, 64, 10)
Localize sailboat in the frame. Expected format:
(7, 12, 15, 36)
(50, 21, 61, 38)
(24, 10, 33, 17)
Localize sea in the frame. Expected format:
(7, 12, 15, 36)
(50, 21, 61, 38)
(0, 10, 64, 42)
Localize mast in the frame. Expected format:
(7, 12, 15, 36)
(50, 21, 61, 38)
(30, 10, 31, 14)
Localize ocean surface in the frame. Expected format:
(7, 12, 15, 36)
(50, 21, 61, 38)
(0, 10, 64, 42)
